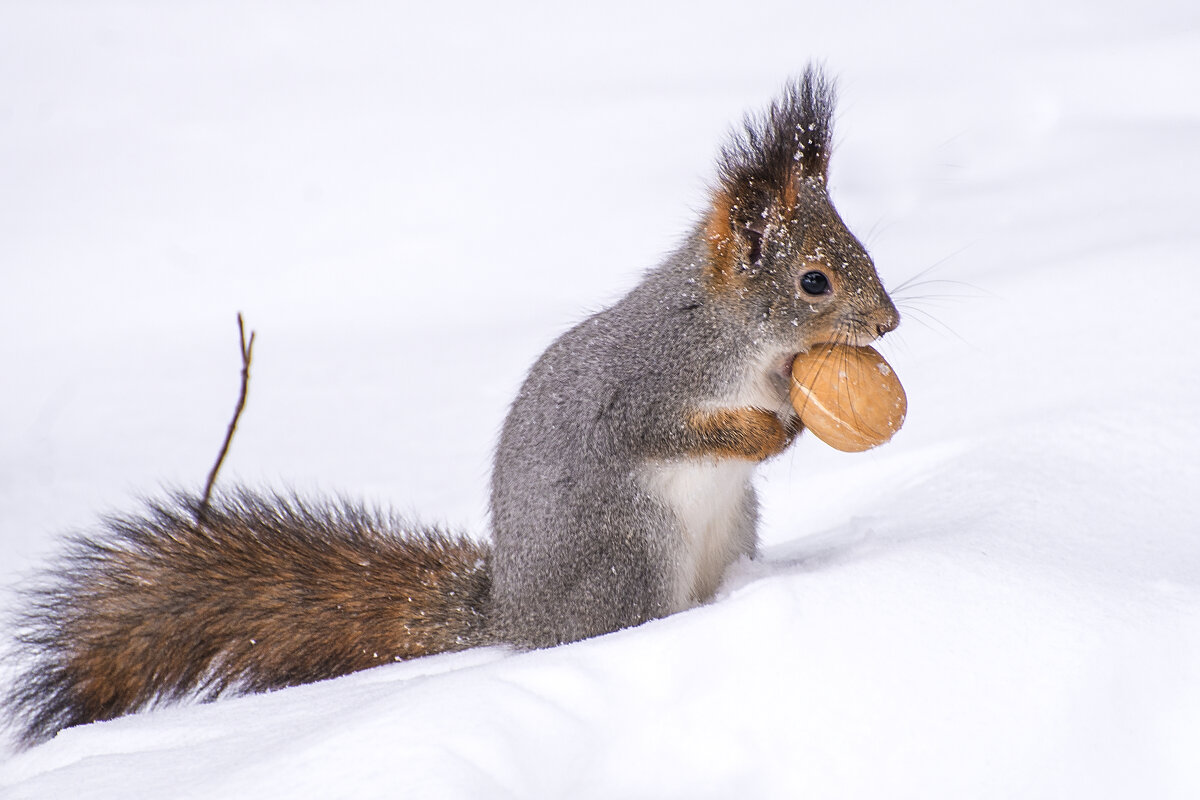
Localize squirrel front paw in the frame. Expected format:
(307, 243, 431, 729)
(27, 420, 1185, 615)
(684, 407, 800, 461)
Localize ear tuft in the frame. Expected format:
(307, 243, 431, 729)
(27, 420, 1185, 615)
(704, 65, 837, 285)
(718, 64, 836, 196)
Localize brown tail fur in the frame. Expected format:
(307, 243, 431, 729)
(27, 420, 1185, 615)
(4, 489, 490, 747)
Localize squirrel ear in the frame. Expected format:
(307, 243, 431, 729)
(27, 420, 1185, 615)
(704, 67, 835, 283)
(704, 185, 771, 279)
(743, 219, 765, 265)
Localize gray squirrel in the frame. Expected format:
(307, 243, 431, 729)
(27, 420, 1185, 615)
(4, 65, 898, 747)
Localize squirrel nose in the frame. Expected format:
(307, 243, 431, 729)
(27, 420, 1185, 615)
(873, 303, 900, 337)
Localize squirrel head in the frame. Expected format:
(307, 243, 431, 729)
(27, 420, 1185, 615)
(702, 67, 899, 354)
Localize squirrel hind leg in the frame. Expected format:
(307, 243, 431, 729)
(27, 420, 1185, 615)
(489, 491, 678, 649)
(2, 490, 492, 747)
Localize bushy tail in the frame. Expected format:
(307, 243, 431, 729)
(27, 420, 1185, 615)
(4, 489, 491, 747)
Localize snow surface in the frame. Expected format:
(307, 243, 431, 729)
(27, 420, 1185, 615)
(3, 0, 1200, 797)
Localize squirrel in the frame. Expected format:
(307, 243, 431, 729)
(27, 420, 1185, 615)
(3, 65, 899, 748)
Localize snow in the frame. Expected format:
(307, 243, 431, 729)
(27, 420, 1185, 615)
(3, 0, 1200, 797)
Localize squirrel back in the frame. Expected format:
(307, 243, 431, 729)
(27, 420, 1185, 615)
(4, 65, 899, 747)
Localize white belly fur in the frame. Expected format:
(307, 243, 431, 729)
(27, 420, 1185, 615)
(640, 457, 757, 610)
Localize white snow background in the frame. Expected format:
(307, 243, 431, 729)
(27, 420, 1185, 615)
(2, 1, 1199, 797)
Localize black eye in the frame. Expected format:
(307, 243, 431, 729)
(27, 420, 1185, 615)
(800, 270, 830, 296)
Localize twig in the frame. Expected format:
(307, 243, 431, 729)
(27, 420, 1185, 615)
(198, 313, 255, 522)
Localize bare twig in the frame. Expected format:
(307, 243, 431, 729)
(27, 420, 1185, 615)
(198, 313, 255, 522)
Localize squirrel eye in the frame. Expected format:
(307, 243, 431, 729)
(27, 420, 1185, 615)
(800, 270, 830, 296)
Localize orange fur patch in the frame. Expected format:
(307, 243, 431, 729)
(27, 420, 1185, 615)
(703, 187, 739, 292)
(685, 407, 793, 461)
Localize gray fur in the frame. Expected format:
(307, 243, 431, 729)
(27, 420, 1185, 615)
(489, 69, 898, 647)
(3, 66, 899, 746)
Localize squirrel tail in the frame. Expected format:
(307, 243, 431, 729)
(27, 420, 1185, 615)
(4, 489, 491, 747)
